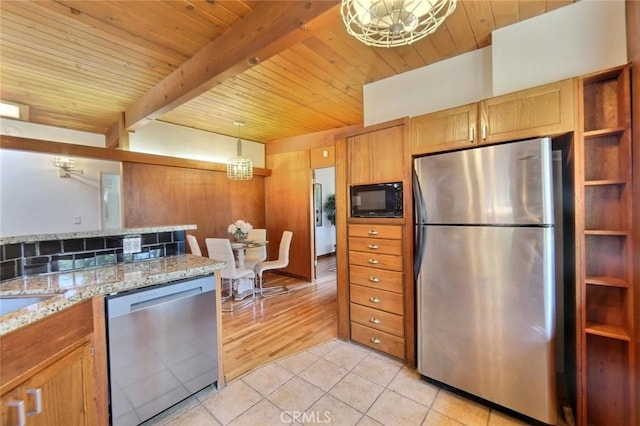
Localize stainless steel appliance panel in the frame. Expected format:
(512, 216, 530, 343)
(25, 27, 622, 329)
(417, 225, 556, 423)
(414, 137, 553, 225)
(107, 275, 217, 426)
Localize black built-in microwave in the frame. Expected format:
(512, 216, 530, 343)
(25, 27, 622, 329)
(350, 182, 403, 218)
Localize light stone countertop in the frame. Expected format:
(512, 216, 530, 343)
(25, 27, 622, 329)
(0, 224, 197, 244)
(0, 254, 225, 336)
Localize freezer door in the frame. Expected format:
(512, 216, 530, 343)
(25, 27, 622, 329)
(414, 138, 553, 225)
(417, 225, 556, 424)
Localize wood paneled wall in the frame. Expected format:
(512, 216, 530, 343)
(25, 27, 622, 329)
(626, 0, 640, 416)
(122, 162, 265, 257)
(264, 150, 312, 281)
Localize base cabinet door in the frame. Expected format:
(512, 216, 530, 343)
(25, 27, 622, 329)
(0, 389, 22, 426)
(27, 341, 95, 426)
(1, 341, 95, 426)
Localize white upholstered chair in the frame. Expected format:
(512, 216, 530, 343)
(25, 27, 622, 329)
(243, 228, 267, 270)
(186, 234, 203, 256)
(255, 231, 293, 297)
(205, 238, 255, 312)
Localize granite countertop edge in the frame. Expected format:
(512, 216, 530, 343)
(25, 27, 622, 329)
(0, 224, 198, 245)
(0, 254, 225, 336)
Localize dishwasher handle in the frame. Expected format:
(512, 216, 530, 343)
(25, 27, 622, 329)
(130, 287, 202, 313)
(107, 275, 215, 319)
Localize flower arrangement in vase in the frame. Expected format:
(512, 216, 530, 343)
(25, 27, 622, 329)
(228, 219, 253, 242)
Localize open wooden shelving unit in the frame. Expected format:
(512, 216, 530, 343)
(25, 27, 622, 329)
(575, 64, 635, 425)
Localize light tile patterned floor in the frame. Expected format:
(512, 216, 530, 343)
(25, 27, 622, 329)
(142, 339, 533, 426)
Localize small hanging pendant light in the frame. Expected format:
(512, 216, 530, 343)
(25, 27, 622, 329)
(227, 120, 253, 180)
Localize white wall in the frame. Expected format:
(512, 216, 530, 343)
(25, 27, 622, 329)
(129, 120, 265, 168)
(364, 0, 628, 125)
(0, 151, 121, 237)
(1, 118, 106, 147)
(364, 46, 492, 126)
(492, 0, 627, 95)
(1, 119, 120, 237)
(315, 167, 336, 256)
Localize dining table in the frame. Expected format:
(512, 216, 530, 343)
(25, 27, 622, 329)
(230, 240, 268, 268)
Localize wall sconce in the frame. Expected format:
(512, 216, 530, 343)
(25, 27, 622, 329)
(53, 156, 83, 178)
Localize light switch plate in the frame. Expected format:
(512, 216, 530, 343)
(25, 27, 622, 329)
(123, 236, 141, 254)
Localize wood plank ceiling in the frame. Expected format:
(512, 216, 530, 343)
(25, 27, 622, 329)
(0, 0, 574, 145)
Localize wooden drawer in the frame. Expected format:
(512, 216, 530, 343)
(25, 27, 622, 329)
(349, 251, 402, 272)
(349, 265, 403, 293)
(350, 303, 404, 337)
(350, 284, 403, 315)
(351, 322, 405, 359)
(348, 224, 402, 240)
(349, 237, 402, 256)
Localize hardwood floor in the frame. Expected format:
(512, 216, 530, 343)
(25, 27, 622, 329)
(221, 256, 337, 382)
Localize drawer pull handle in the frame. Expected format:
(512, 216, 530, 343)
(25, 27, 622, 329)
(369, 276, 380, 283)
(370, 337, 381, 344)
(367, 230, 378, 236)
(368, 258, 379, 264)
(26, 388, 42, 415)
(7, 400, 26, 426)
(370, 317, 381, 324)
(369, 297, 380, 303)
(368, 244, 379, 250)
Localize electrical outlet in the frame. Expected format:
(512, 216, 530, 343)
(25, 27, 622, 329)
(123, 236, 141, 254)
(73, 215, 81, 224)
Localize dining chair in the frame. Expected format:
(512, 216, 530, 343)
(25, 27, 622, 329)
(186, 234, 203, 256)
(243, 228, 267, 270)
(255, 230, 293, 297)
(205, 238, 255, 312)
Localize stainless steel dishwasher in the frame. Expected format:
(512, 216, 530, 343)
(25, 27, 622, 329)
(106, 275, 218, 426)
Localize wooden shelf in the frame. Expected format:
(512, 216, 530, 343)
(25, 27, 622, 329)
(583, 127, 626, 138)
(585, 323, 630, 341)
(577, 64, 634, 425)
(584, 230, 629, 236)
(586, 276, 629, 288)
(584, 179, 626, 186)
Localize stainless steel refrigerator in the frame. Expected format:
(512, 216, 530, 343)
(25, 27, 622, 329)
(414, 137, 557, 424)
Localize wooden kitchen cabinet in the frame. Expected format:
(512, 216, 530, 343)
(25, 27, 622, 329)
(347, 121, 405, 184)
(575, 65, 635, 426)
(1, 300, 102, 426)
(411, 79, 575, 155)
(2, 342, 95, 425)
(348, 224, 405, 359)
(410, 103, 477, 154)
(479, 78, 574, 144)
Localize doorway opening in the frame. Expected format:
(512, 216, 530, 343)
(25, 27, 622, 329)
(312, 167, 336, 282)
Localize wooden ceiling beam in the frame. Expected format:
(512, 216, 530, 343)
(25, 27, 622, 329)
(123, 1, 340, 131)
(0, 135, 271, 176)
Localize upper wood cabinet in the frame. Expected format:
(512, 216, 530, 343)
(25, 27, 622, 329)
(348, 123, 405, 184)
(411, 78, 575, 155)
(410, 103, 477, 154)
(480, 78, 575, 144)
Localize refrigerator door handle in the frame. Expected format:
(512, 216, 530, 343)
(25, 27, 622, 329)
(413, 169, 427, 281)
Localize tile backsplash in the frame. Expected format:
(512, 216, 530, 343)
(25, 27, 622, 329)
(0, 230, 186, 282)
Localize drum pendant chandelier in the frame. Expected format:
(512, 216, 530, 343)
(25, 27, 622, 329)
(340, 0, 457, 48)
(227, 120, 253, 180)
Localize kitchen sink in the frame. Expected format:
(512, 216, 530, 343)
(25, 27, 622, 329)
(0, 295, 56, 317)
